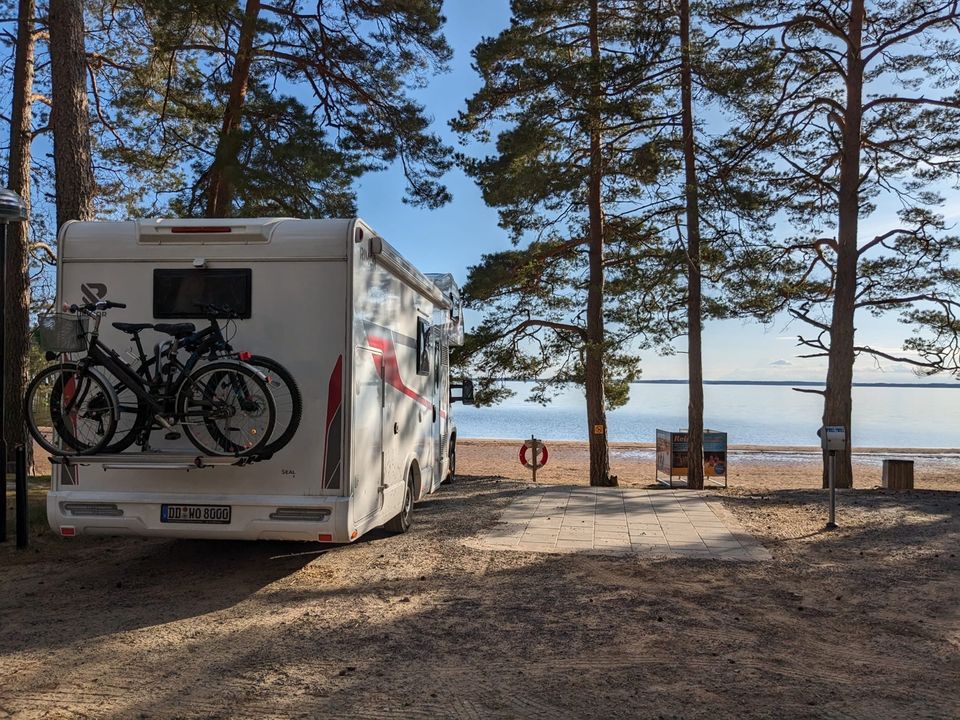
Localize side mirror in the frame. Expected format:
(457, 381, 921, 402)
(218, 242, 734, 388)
(450, 379, 475, 405)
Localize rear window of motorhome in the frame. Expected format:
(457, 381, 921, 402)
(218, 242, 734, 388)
(153, 268, 252, 319)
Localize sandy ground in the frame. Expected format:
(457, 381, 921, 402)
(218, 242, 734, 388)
(0, 441, 957, 718)
(458, 438, 960, 491)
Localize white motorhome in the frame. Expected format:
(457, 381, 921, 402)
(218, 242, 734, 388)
(48, 217, 471, 542)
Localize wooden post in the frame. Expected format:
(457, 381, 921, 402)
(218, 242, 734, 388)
(882, 459, 914, 490)
(531, 434, 537, 484)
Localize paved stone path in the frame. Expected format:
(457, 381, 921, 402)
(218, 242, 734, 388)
(479, 485, 771, 561)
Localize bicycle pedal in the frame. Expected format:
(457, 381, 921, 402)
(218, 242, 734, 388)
(164, 432, 182, 441)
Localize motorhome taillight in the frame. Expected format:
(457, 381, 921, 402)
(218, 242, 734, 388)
(318, 534, 333, 542)
(60, 527, 76, 537)
(170, 226, 232, 234)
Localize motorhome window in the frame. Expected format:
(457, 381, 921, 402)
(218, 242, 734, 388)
(416, 317, 431, 376)
(153, 268, 252, 319)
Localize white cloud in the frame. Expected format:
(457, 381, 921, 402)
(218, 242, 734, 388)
(770, 359, 792, 366)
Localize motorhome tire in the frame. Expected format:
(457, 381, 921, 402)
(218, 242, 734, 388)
(447, 436, 456, 483)
(384, 469, 415, 533)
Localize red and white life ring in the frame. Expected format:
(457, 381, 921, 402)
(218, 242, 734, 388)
(519, 441, 549, 469)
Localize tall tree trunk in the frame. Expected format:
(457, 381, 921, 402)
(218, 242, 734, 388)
(585, 0, 613, 487)
(679, 0, 704, 490)
(49, 0, 95, 229)
(822, 0, 864, 489)
(5, 0, 36, 472)
(206, 0, 260, 218)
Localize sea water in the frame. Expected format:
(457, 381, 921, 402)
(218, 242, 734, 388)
(455, 381, 960, 448)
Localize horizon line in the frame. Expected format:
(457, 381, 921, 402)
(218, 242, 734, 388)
(495, 378, 960, 389)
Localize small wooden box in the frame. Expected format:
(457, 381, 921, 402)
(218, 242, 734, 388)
(882, 459, 914, 490)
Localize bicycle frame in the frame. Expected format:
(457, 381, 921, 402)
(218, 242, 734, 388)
(69, 313, 164, 415)
(70, 308, 265, 433)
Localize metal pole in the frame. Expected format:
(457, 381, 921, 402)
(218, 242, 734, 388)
(826, 450, 837, 529)
(0, 189, 28, 544)
(15, 443, 27, 548)
(0, 442, 6, 542)
(0, 220, 6, 543)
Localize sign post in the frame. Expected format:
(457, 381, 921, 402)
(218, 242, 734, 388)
(818, 426, 846, 530)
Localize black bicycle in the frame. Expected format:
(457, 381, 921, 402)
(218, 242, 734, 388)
(96, 303, 301, 456)
(25, 300, 276, 457)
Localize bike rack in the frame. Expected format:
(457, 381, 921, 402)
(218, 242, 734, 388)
(50, 451, 261, 471)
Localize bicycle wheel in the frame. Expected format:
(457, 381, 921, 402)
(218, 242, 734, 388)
(25, 362, 119, 455)
(96, 365, 154, 454)
(245, 355, 302, 455)
(177, 361, 276, 456)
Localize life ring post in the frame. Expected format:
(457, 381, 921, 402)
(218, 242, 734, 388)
(519, 435, 549, 482)
(531, 434, 536, 483)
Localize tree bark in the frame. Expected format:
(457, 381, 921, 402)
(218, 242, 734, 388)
(679, 0, 704, 490)
(206, 0, 260, 218)
(822, 0, 864, 489)
(49, 0, 95, 229)
(585, 0, 613, 487)
(5, 0, 36, 472)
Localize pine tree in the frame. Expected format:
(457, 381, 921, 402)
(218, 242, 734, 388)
(86, 0, 453, 218)
(49, 0, 95, 227)
(673, 1, 778, 488)
(721, 0, 960, 487)
(2, 0, 37, 468)
(679, 0, 706, 489)
(453, 0, 684, 487)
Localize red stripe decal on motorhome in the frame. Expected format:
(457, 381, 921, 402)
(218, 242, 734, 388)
(367, 336, 433, 410)
(325, 355, 343, 428)
(322, 355, 344, 489)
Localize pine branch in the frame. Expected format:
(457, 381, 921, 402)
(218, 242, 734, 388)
(863, 95, 960, 113)
(30, 241, 57, 265)
(863, 2, 960, 63)
(853, 344, 950, 370)
(789, 307, 832, 332)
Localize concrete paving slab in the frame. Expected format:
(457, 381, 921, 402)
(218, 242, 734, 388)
(477, 485, 769, 561)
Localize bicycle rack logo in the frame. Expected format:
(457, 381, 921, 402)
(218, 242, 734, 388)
(80, 283, 108, 305)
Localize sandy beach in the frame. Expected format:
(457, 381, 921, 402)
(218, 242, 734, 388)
(457, 438, 960, 491)
(2, 437, 958, 717)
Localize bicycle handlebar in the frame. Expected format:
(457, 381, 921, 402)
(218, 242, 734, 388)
(67, 300, 127, 313)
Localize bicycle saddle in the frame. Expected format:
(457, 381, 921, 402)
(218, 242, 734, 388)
(153, 322, 197, 339)
(112, 322, 154, 335)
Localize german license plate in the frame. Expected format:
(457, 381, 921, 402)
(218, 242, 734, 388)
(161, 504, 231, 524)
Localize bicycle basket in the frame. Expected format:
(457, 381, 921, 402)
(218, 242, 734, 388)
(36, 313, 89, 353)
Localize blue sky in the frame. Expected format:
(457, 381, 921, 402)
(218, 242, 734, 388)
(356, 2, 951, 384)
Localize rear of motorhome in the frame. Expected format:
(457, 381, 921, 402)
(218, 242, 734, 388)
(47, 217, 469, 542)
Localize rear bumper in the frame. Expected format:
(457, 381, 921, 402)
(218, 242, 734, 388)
(47, 490, 351, 542)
